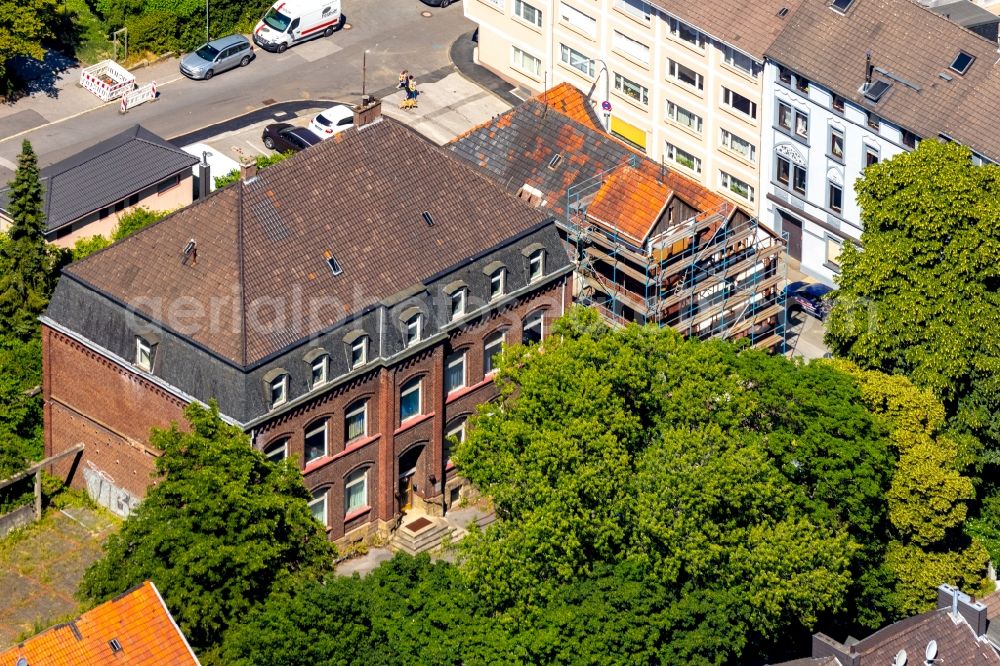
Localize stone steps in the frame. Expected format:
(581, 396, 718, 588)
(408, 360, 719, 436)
(389, 515, 451, 555)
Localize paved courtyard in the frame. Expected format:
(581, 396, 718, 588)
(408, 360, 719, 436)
(0, 507, 117, 649)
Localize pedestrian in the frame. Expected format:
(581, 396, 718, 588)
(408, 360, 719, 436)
(400, 74, 418, 109)
(397, 70, 408, 90)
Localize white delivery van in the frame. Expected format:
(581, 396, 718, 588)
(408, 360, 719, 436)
(253, 0, 343, 52)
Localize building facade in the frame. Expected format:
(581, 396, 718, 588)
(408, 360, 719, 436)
(42, 112, 572, 543)
(465, 0, 801, 215)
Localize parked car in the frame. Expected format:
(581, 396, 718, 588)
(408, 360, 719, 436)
(261, 124, 323, 152)
(784, 281, 835, 321)
(253, 0, 344, 53)
(308, 105, 354, 138)
(180, 35, 254, 80)
(421, 0, 458, 6)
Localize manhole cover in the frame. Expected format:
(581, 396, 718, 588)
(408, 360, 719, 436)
(421, 10, 432, 17)
(404, 516, 432, 532)
(343, 22, 352, 29)
(262, 98, 277, 105)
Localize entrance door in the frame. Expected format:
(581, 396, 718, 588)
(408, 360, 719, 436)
(780, 211, 803, 261)
(398, 473, 414, 512)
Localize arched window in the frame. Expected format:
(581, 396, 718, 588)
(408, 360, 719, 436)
(309, 487, 328, 527)
(522, 311, 544, 345)
(304, 419, 328, 464)
(345, 468, 368, 515)
(344, 400, 368, 442)
(400, 377, 422, 422)
(263, 437, 288, 463)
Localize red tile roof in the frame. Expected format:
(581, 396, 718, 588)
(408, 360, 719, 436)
(535, 82, 605, 132)
(0, 581, 200, 665)
(586, 166, 672, 244)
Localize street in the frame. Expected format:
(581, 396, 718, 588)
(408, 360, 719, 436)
(0, 0, 477, 180)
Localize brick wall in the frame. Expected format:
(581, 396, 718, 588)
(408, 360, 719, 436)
(43, 326, 186, 499)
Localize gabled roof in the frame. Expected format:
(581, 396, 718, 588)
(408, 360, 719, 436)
(535, 82, 605, 132)
(62, 119, 551, 367)
(847, 608, 1000, 665)
(0, 125, 198, 233)
(766, 0, 1000, 160)
(448, 85, 733, 246)
(0, 581, 199, 665)
(649, 0, 802, 60)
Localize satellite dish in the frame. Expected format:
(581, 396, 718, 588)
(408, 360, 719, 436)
(893, 649, 907, 666)
(926, 640, 938, 661)
(16, 657, 28, 666)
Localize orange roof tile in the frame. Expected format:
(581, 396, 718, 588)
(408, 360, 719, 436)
(0, 581, 200, 666)
(586, 167, 672, 245)
(534, 83, 605, 132)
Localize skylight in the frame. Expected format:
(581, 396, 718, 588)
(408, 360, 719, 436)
(864, 80, 892, 103)
(777, 6, 789, 16)
(326, 255, 342, 276)
(950, 51, 975, 75)
(548, 154, 563, 169)
(421, 211, 435, 227)
(831, 0, 855, 12)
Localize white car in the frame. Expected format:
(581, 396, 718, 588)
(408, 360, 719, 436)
(308, 104, 354, 139)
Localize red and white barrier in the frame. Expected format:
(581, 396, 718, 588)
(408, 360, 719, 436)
(80, 60, 135, 101)
(120, 81, 158, 113)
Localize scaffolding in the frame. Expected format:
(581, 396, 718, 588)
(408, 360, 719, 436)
(560, 160, 789, 351)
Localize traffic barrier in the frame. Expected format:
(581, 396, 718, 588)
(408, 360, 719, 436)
(120, 81, 158, 113)
(80, 60, 135, 101)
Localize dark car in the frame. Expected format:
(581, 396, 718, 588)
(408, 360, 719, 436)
(421, 0, 458, 7)
(261, 124, 322, 152)
(784, 281, 835, 321)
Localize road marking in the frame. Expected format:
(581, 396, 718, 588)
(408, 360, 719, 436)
(0, 157, 15, 170)
(245, 139, 267, 156)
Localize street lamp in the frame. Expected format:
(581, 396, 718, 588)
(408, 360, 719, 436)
(585, 58, 611, 132)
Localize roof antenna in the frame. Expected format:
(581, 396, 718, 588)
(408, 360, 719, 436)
(182, 238, 197, 266)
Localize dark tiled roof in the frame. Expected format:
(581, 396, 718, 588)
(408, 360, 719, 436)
(64, 119, 551, 367)
(766, 0, 1000, 160)
(448, 85, 733, 245)
(769, 659, 839, 666)
(853, 608, 1000, 665)
(0, 125, 198, 232)
(649, 0, 803, 60)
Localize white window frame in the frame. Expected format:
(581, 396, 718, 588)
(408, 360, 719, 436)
(528, 249, 545, 282)
(135, 337, 152, 372)
(310, 354, 329, 388)
(777, 101, 809, 140)
(829, 127, 845, 162)
(614, 0, 651, 21)
(489, 268, 506, 301)
(523, 311, 544, 345)
(400, 377, 422, 422)
(264, 438, 288, 463)
(828, 180, 844, 214)
(484, 331, 505, 375)
(270, 374, 288, 408)
(344, 400, 367, 443)
(722, 87, 757, 120)
(775, 156, 807, 196)
(668, 17, 704, 48)
(450, 288, 467, 320)
(309, 488, 328, 527)
(345, 468, 368, 515)
(445, 419, 466, 464)
(513, 0, 542, 26)
(512, 46, 542, 78)
(404, 313, 422, 347)
(614, 72, 649, 105)
(667, 59, 703, 92)
(720, 171, 755, 202)
(559, 2, 595, 35)
(560, 44, 595, 77)
(826, 235, 844, 271)
(613, 31, 650, 64)
(720, 129, 756, 163)
(446, 351, 467, 394)
(667, 101, 702, 133)
(304, 420, 328, 463)
(722, 45, 758, 77)
(664, 142, 702, 173)
(350, 336, 368, 369)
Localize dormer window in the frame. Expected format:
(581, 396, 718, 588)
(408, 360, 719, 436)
(404, 313, 423, 347)
(269, 374, 288, 408)
(489, 269, 506, 301)
(450, 288, 467, 320)
(350, 336, 368, 369)
(135, 336, 153, 372)
(528, 249, 545, 282)
(310, 354, 329, 388)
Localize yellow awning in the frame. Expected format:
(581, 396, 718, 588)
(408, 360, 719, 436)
(610, 116, 646, 150)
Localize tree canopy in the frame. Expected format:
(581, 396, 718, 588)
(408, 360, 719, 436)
(79, 402, 334, 650)
(0, 0, 61, 96)
(825, 139, 1000, 458)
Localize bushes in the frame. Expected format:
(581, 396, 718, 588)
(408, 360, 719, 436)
(124, 11, 179, 53)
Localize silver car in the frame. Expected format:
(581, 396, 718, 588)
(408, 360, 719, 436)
(180, 34, 254, 80)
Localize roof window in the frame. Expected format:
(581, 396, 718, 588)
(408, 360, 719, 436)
(830, 0, 854, 12)
(950, 51, 975, 75)
(325, 251, 342, 276)
(421, 211, 435, 227)
(777, 6, 789, 16)
(864, 80, 892, 103)
(109, 639, 123, 653)
(548, 154, 563, 169)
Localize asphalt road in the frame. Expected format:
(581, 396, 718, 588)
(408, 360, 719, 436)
(0, 0, 474, 176)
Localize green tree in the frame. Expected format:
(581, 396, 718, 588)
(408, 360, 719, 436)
(0, 336, 43, 477)
(825, 139, 1000, 456)
(70, 235, 112, 261)
(111, 206, 167, 241)
(80, 402, 334, 651)
(0, 0, 60, 95)
(0, 141, 64, 340)
(455, 307, 886, 661)
(214, 152, 293, 189)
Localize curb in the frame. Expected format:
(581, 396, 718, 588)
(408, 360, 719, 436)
(127, 52, 175, 72)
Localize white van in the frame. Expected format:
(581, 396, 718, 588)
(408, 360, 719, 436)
(253, 0, 343, 53)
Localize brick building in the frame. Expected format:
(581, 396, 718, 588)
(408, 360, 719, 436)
(41, 110, 572, 543)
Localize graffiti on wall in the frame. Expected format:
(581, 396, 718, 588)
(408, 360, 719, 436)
(83, 464, 140, 517)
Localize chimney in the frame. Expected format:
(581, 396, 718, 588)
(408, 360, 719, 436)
(864, 50, 874, 91)
(240, 158, 257, 181)
(353, 95, 382, 129)
(197, 151, 211, 199)
(937, 584, 989, 636)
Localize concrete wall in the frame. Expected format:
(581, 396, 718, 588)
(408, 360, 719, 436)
(0, 504, 35, 538)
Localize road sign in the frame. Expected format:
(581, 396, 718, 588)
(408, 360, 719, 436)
(601, 100, 612, 112)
